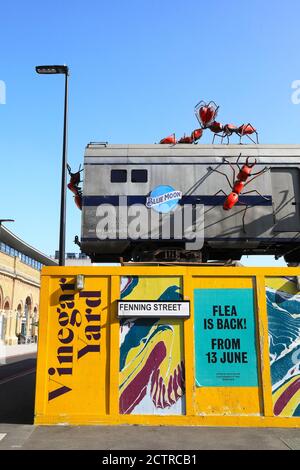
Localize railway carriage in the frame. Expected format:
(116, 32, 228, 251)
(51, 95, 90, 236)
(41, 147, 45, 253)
(80, 144, 300, 262)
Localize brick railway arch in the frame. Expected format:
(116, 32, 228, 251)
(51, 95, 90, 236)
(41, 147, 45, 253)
(17, 301, 23, 315)
(20, 295, 32, 338)
(25, 295, 33, 315)
(32, 305, 38, 340)
(0, 287, 5, 341)
(2, 299, 10, 341)
(0, 286, 3, 309)
(15, 302, 23, 338)
(33, 305, 38, 320)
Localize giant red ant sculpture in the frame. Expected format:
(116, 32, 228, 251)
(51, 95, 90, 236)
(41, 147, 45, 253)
(159, 100, 258, 145)
(160, 129, 203, 145)
(208, 154, 270, 232)
(194, 100, 259, 144)
(67, 164, 83, 210)
(209, 122, 258, 145)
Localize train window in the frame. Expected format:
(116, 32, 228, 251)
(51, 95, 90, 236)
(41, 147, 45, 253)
(131, 169, 148, 183)
(111, 169, 127, 183)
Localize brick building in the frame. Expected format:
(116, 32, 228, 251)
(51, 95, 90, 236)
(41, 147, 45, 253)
(0, 224, 56, 345)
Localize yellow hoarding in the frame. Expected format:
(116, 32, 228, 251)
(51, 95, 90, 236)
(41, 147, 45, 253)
(35, 266, 300, 427)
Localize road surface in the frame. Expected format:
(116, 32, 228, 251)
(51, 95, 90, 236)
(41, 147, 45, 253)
(0, 355, 299, 450)
(0, 355, 36, 424)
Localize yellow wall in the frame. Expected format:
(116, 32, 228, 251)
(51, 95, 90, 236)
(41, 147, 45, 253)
(34, 266, 300, 427)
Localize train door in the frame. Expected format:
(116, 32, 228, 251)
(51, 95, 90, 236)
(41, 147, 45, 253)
(271, 168, 300, 232)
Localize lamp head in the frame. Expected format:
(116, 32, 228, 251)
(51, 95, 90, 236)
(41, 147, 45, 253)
(36, 65, 69, 75)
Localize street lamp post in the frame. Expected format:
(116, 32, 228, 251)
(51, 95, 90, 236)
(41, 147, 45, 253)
(35, 65, 69, 266)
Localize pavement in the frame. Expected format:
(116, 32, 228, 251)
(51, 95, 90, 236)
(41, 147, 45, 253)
(0, 354, 300, 450)
(0, 343, 37, 364)
(0, 424, 299, 450)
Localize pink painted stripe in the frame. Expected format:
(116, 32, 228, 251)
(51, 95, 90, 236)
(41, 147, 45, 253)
(120, 341, 166, 414)
(274, 377, 300, 416)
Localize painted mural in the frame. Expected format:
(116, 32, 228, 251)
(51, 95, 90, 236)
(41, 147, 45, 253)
(119, 276, 185, 415)
(266, 277, 300, 417)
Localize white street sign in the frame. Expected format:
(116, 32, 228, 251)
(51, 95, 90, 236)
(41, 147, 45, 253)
(118, 301, 190, 318)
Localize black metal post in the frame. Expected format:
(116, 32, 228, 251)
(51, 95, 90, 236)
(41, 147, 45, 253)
(59, 71, 69, 266)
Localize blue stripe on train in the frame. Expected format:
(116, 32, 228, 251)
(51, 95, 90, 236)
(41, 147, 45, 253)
(82, 195, 272, 207)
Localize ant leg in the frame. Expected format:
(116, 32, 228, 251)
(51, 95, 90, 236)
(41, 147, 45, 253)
(221, 133, 230, 144)
(241, 204, 249, 234)
(242, 189, 271, 201)
(208, 167, 232, 190)
(212, 133, 222, 144)
(236, 152, 242, 172)
(239, 124, 247, 145)
(223, 158, 237, 185)
(244, 167, 270, 185)
(213, 189, 227, 197)
(247, 124, 259, 144)
(239, 133, 248, 145)
(245, 134, 257, 144)
(212, 133, 223, 144)
(236, 200, 250, 233)
(220, 131, 229, 144)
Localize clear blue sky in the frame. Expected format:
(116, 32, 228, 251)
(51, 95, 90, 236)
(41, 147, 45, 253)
(0, 0, 299, 265)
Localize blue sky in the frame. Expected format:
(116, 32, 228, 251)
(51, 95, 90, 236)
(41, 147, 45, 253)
(0, 0, 299, 265)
